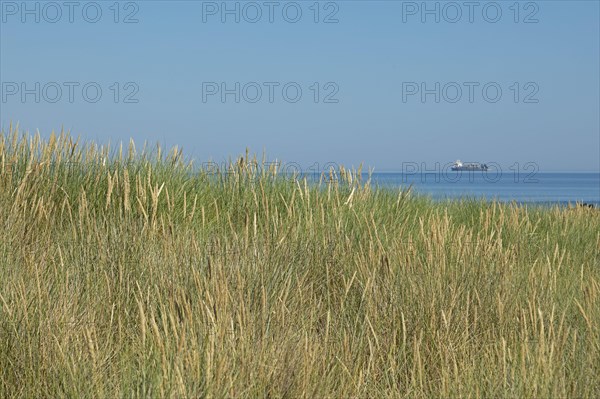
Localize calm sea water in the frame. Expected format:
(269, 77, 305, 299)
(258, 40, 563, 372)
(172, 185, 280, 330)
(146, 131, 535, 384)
(362, 172, 600, 206)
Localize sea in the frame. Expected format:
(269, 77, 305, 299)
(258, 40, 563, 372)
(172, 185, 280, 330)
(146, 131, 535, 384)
(361, 172, 600, 206)
(201, 165, 599, 206)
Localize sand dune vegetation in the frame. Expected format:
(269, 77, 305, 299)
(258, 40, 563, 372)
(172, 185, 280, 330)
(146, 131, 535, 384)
(0, 126, 599, 398)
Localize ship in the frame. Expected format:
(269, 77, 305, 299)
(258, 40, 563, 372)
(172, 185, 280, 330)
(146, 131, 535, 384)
(451, 160, 488, 171)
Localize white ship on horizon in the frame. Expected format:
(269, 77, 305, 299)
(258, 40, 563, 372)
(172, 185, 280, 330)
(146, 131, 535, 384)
(451, 160, 488, 171)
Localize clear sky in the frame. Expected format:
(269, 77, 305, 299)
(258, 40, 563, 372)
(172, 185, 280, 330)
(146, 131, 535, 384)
(1, 0, 599, 171)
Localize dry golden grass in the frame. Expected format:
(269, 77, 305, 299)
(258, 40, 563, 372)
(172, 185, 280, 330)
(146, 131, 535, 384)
(0, 125, 599, 398)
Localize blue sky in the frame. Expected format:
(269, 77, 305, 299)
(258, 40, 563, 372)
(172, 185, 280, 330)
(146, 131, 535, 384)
(1, 0, 599, 171)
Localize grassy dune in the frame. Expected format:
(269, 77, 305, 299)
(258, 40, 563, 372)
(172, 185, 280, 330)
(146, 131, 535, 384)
(0, 127, 599, 398)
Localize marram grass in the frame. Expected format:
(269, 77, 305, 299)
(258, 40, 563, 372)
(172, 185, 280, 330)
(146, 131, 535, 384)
(0, 126, 599, 398)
